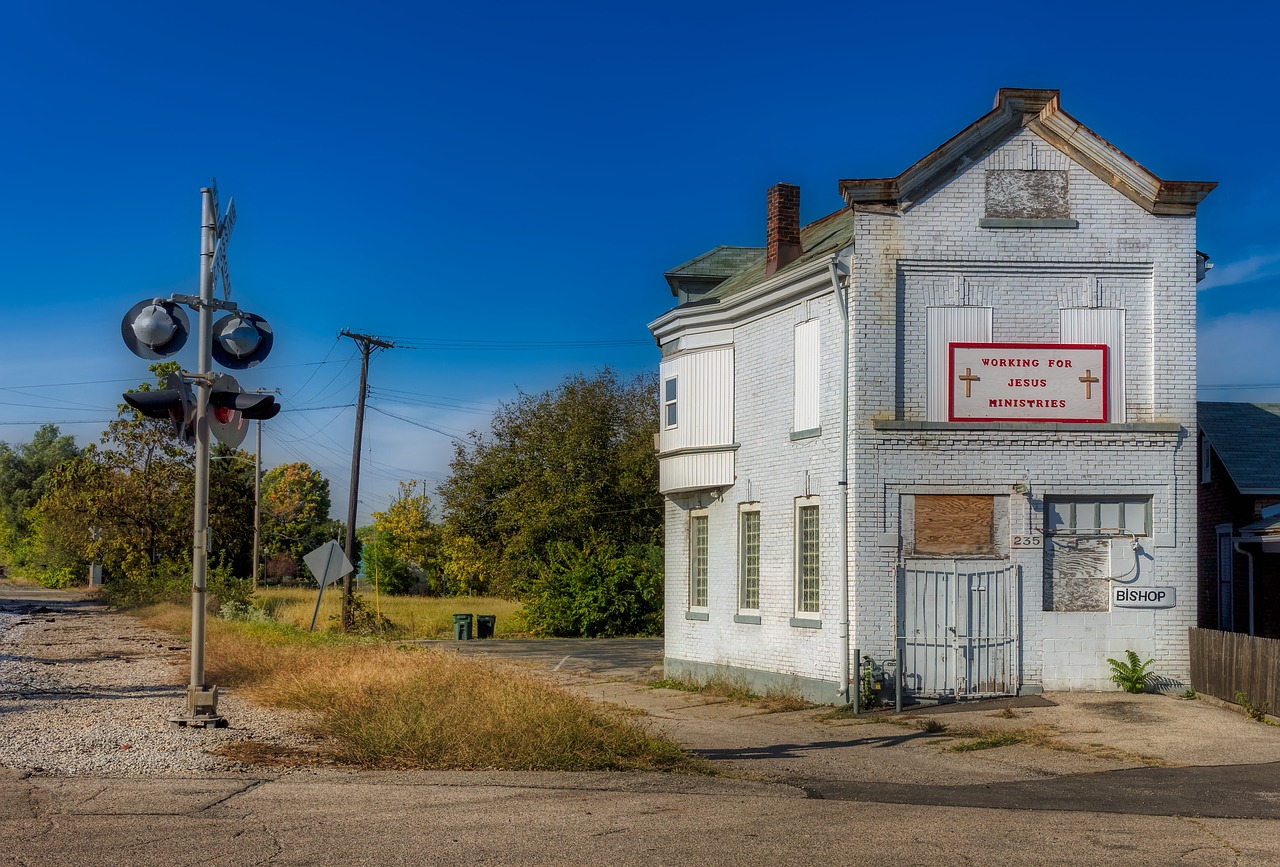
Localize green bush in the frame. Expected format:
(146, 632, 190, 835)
(521, 537, 663, 637)
(37, 566, 77, 589)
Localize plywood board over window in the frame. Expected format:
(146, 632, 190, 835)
(914, 495, 995, 556)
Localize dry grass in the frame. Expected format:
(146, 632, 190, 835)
(255, 588, 525, 639)
(138, 603, 705, 773)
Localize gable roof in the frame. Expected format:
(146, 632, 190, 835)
(1199, 402, 1280, 494)
(839, 89, 1216, 216)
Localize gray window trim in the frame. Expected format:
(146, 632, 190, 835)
(789, 617, 822, 629)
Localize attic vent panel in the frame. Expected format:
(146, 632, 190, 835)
(981, 170, 1078, 228)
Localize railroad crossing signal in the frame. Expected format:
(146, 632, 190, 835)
(120, 298, 190, 360)
(122, 372, 195, 444)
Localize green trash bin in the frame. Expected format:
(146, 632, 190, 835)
(476, 614, 496, 639)
(452, 613, 473, 640)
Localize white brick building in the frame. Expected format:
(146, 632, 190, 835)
(649, 89, 1215, 704)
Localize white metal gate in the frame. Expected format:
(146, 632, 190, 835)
(898, 561, 1020, 698)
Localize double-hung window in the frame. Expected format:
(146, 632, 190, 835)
(663, 377, 678, 429)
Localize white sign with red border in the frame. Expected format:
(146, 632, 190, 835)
(949, 343, 1108, 423)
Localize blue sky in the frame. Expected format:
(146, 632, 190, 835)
(1, 2, 1276, 525)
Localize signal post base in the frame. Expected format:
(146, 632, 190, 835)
(169, 685, 227, 728)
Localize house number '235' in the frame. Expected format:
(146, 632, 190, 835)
(1012, 534, 1042, 548)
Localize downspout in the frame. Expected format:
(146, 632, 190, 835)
(1233, 541, 1255, 636)
(829, 253, 852, 701)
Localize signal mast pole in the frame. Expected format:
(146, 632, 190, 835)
(337, 330, 395, 630)
(185, 187, 218, 725)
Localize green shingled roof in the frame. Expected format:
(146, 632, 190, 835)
(1199, 402, 1280, 493)
(664, 246, 763, 280)
(702, 207, 855, 301)
(664, 207, 856, 305)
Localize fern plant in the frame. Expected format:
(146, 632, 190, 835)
(1106, 650, 1156, 694)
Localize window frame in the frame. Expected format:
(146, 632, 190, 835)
(794, 497, 821, 617)
(663, 376, 679, 430)
(1044, 495, 1151, 537)
(738, 505, 761, 613)
(689, 509, 709, 611)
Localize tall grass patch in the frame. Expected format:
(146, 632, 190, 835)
(254, 588, 524, 639)
(142, 603, 702, 772)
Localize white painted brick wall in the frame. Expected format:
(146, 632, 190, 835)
(661, 126, 1200, 695)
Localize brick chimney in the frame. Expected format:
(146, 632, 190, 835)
(765, 183, 802, 277)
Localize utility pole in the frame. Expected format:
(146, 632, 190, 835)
(337, 330, 395, 630)
(252, 417, 262, 591)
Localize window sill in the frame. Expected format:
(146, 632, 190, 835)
(734, 613, 761, 624)
(790, 427, 822, 441)
(685, 610, 709, 621)
(979, 218, 1079, 229)
(873, 420, 1182, 434)
(789, 617, 822, 629)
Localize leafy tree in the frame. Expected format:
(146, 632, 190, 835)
(0, 424, 81, 566)
(438, 369, 663, 631)
(209, 440, 257, 580)
(261, 461, 334, 567)
(28, 363, 193, 594)
(521, 536, 663, 637)
(358, 527, 420, 596)
(367, 480, 439, 594)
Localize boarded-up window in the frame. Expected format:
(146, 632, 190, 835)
(1044, 538, 1110, 611)
(1043, 496, 1151, 611)
(914, 495, 995, 556)
(985, 170, 1070, 219)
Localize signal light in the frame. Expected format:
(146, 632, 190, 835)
(121, 298, 190, 360)
(211, 312, 273, 369)
(211, 388, 280, 420)
(122, 373, 194, 444)
(209, 373, 279, 449)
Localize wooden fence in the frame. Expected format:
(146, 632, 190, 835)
(1189, 628, 1280, 711)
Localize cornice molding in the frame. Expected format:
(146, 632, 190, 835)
(839, 89, 1216, 216)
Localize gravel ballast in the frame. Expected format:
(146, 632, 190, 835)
(0, 583, 318, 776)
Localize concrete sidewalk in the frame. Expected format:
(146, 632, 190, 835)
(554, 660, 1280, 819)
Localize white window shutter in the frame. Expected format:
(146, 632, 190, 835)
(927, 307, 992, 422)
(794, 319, 820, 432)
(1061, 308, 1125, 423)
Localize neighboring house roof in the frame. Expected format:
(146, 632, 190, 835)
(1238, 512, 1280, 542)
(1199, 402, 1280, 494)
(839, 88, 1216, 217)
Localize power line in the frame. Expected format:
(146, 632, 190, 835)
(384, 336, 653, 350)
(0, 418, 114, 426)
(1199, 383, 1280, 390)
(366, 404, 471, 441)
